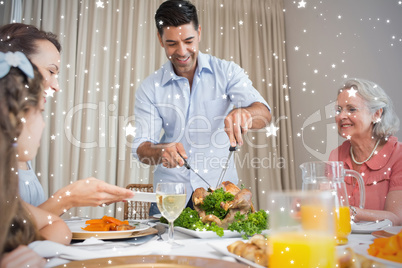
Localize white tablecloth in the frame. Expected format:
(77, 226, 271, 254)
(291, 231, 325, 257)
(33, 224, 378, 268)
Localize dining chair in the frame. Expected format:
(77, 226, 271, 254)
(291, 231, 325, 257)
(124, 183, 154, 220)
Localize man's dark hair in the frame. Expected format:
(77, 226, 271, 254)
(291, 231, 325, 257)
(155, 0, 199, 36)
(0, 23, 61, 57)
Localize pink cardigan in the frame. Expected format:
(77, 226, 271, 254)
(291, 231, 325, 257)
(329, 136, 402, 210)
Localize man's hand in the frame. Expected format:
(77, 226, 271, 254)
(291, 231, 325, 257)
(224, 108, 252, 146)
(224, 102, 271, 146)
(137, 141, 188, 167)
(160, 142, 187, 168)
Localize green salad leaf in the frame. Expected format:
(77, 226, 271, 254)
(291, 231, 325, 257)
(160, 207, 225, 237)
(228, 209, 268, 239)
(160, 207, 268, 238)
(200, 188, 235, 219)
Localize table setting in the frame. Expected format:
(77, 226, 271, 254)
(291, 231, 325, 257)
(34, 221, 401, 268)
(30, 220, 170, 267)
(29, 176, 402, 267)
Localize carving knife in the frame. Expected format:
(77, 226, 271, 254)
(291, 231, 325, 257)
(178, 153, 212, 188)
(216, 145, 237, 188)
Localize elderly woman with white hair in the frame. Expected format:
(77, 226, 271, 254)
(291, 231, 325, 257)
(329, 78, 402, 225)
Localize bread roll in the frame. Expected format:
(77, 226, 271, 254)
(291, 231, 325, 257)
(241, 244, 259, 261)
(233, 242, 248, 256)
(254, 249, 268, 266)
(227, 234, 269, 267)
(250, 234, 268, 250)
(227, 240, 245, 254)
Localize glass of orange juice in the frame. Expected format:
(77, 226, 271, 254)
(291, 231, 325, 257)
(268, 191, 336, 268)
(334, 206, 352, 245)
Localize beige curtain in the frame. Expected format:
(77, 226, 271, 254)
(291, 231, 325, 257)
(1, 0, 295, 218)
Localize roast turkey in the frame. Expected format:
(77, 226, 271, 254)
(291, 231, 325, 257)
(192, 181, 255, 229)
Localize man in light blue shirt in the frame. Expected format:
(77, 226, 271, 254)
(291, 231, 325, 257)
(132, 0, 271, 211)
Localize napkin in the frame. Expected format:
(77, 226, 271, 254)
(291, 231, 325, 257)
(29, 240, 102, 260)
(351, 219, 392, 233)
(29, 237, 172, 267)
(29, 240, 102, 267)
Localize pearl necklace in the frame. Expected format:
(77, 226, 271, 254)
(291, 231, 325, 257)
(350, 139, 381, 165)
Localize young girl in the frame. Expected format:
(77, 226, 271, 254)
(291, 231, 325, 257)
(0, 51, 71, 267)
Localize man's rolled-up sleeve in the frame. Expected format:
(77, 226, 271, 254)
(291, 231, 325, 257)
(132, 83, 163, 160)
(226, 62, 270, 111)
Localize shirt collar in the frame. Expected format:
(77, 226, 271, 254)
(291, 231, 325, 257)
(365, 136, 398, 170)
(160, 51, 213, 86)
(196, 51, 213, 75)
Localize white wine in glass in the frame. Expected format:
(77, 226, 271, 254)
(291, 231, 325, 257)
(156, 182, 186, 246)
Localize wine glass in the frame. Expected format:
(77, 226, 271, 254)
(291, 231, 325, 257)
(156, 182, 186, 246)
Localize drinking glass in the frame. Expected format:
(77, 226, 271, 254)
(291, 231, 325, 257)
(156, 182, 186, 246)
(268, 191, 336, 268)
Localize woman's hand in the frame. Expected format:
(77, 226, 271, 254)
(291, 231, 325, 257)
(0, 246, 45, 268)
(39, 177, 135, 216)
(351, 190, 402, 225)
(68, 178, 134, 207)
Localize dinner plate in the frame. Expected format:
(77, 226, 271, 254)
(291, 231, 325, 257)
(372, 226, 402, 238)
(353, 244, 402, 267)
(384, 226, 402, 235)
(67, 220, 150, 240)
(208, 240, 265, 268)
(160, 222, 269, 239)
(351, 219, 393, 234)
(53, 255, 249, 268)
(174, 226, 244, 238)
(159, 223, 244, 238)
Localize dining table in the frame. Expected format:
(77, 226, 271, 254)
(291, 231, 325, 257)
(30, 218, 401, 268)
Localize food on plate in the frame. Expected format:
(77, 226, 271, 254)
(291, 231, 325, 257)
(82, 216, 136, 231)
(160, 181, 268, 237)
(227, 237, 390, 268)
(367, 229, 402, 263)
(193, 181, 255, 228)
(227, 234, 268, 266)
(115, 224, 136, 231)
(338, 247, 387, 268)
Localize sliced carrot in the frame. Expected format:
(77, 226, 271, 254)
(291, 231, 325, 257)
(373, 237, 388, 248)
(382, 236, 399, 255)
(85, 219, 104, 224)
(397, 232, 402, 248)
(81, 216, 129, 231)
(102, 215, 125, 225)
(367, 244, 379, 256)
(106, 223, 117, 231)
(82, 223, 108, 231)
(368, 229, 402, 263)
